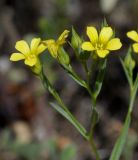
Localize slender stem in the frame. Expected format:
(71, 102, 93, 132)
(89, 134, 101, 160)
(127, 74, 138, 114)
(89, 57, 99, 81)
(88, 96, 101, 160)
(129, 87, 137, 114)
(83, 63, 100, 160)
(82, 61, 90, 84)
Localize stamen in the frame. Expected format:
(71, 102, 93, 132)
(95, 43, 104, 50)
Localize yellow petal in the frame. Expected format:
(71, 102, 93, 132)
(36, 44, 47, 55)
(43, 39, 55, 46)
(24, 56, 37, 66)
(127, 31, 138, 42)
(10, 53, 25, 61)
(44, 40, 58, 58)
(133, 43, 138, 53)
(31, 38, 41, 54)
(15, 40, 30, 54)
(99, 27, 113, 44)
(48, 44, 58, 58)
(96, 49, 109, 58)
(86, 26, 98, 44)
(57, 30, 70, 45)
(106, 38, 122, 50)
(81, 42, 95, 51)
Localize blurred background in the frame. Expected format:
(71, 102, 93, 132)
(0, 0, 138, 159)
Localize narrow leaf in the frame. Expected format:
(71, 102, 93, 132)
(61, 64, 87, 88)
(109, 113, 131, 160)
(50, 102, 88, 140)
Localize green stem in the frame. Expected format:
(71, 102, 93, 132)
(89, 133, 101, 160)
(78, 61, 100, 159)
(128, 73, 138, 114)
(129, 87, 137, 114)
(109, 63, 138, 160)
(88, 97, 101, 160)
(109, 76, 137, 160)
(87, 59, 107, 160)
(82, 61, 90, 84)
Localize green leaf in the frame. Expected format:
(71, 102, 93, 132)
(93, 59, 107, 99)
(109, 113, 131, 160)
(61, 64, 87, 88)
(60, 145, 77, 160)
(50, 102, 88, 140)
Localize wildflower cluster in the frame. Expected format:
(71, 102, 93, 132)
(9, 22, 138, 160)
(10, 30, 69, 74)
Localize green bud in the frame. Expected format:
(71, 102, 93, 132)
(101, 18, 108, 28)
(71, 27, 82, 51)
(57, 47, 70, 65)
(124, 47, 135, 72)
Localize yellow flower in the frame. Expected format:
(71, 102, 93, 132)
(127, 30, 138, 53)
(10, 38, 46, 66)
(43, 30, 69, 58)
(81, 26, 122, 58)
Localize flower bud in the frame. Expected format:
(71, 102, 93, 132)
(124, 47, 135, 72)
(57, 47, 70, 65)
(71, 27, 82, 51)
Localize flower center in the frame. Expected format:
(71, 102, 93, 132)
(27, 54, 36, 60)
(95, 43, 104, 50)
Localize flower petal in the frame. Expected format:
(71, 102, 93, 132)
(99, 27, 113, 44)
(96, 49, 109, 58)
(86, 26, 98, 44)
(44, 39, 58, 58)
(15, 40, 30, 54)
(43, 39, 55, 46)
(57, 30, 70, 45)
(48, 44, 58, 58)
(127, 31, 138, 42)
(36, 44, 47, 55)
(24, 56, 37, 66)
(10, 53, 25, 61)
(81, 42, 95, 51)
(106, 38, 122, 50)
(133, 43, 138, 53)
(31, 38, 41, 54)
